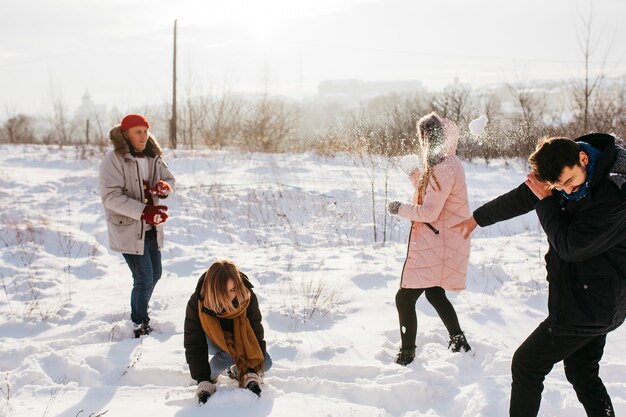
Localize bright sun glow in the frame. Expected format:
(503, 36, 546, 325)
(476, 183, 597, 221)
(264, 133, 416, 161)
(237, 16, 276, 47)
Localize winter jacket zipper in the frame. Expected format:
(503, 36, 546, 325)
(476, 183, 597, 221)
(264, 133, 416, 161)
(400, 223, 415, 287)
(425, 223, 439, 234)
(134, 158, 144, 238)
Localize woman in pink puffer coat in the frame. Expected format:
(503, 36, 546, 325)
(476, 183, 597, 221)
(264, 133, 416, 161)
(387, 112, 471, 366)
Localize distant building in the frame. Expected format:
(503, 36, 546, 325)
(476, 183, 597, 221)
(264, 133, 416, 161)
(73, 90, 107, 143)
(74, 90, 106, 121)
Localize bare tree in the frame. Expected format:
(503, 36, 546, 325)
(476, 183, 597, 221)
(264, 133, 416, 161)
(569, 4, 610, 134)
(180, 69, 202, 150)
(200, 84, 242, 149)
(507, 78, 547, 157)
(0, 112, 35, 143)
(240, 94, 299, 153)
(47, 82, 73, 147)
(431, 81, 474, 126)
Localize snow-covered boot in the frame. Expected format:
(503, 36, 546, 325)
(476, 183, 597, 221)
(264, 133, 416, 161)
(226, 365, 238, 380)
(448, 332, 471, 353)
(243, 372, 262, 397)
(133, 322, 153, 338)
(395, 346, 416, 366)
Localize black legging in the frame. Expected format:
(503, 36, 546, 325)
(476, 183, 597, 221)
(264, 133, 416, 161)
(395, 286, 462, 349)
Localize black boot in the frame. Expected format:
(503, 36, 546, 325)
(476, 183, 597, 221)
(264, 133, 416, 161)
(243, 372, 262, 397)
(133, 322, 153, 338)
(395, 347, 416, 366)
(448, 332, 471, 353)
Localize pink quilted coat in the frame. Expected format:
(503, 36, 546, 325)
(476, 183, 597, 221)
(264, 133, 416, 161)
(397, 120, 470, 291)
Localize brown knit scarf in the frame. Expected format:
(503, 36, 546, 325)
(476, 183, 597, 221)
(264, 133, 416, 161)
(197, 298, 264, 387)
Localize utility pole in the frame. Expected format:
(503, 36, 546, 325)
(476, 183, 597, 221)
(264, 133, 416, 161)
(170, 19, 178, 149)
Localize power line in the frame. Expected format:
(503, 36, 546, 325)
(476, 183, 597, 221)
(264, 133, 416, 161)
(0, 27, 171, 69)
(286, 41, 622, 66)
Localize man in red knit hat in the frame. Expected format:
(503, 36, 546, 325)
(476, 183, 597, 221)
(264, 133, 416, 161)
(99, 114, 176, 338)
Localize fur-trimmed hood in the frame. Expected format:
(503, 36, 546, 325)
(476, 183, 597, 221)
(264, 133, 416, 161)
(109, 125, 164, 158)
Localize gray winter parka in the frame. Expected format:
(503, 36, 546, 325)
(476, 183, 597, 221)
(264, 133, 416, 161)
(99, 126, 176, 255)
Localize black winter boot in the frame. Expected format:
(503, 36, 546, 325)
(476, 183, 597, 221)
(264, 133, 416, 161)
(243, 372, 262, 397)
(448, 332, 471, 353)
(133, 322, 153, 338)
(395, 346, 416, 366)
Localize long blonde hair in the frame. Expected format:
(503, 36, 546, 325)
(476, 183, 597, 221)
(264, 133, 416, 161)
(201, 260, 250, 313)
(415, 112, 444, 203)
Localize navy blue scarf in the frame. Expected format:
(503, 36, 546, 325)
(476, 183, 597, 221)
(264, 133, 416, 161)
(562, 142, 601, 201)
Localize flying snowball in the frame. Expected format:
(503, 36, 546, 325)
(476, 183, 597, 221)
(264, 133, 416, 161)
(469, 115, 488, 137)
(397, 154, 423, 175)
(327, 202, 337, 211)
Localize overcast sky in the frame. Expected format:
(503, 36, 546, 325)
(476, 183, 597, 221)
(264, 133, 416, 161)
(1, 0, 624, 115)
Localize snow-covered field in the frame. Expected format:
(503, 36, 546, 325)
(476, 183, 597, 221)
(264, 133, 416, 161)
(1, 144, 625, 417)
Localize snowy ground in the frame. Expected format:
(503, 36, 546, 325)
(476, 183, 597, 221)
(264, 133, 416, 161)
(0, 144, 625, 417)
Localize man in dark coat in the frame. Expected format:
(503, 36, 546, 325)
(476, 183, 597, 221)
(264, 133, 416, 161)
(452, 133, 626, 417)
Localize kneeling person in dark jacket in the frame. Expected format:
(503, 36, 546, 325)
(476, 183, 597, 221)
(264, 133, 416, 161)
(453, 134, 626, 417)
(184, 260, 272, 403)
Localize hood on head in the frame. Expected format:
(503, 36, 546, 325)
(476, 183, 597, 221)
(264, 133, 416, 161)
(441, 118, 459, 157)
(424, 117, 459, 165)
(109, 125, 163, 158)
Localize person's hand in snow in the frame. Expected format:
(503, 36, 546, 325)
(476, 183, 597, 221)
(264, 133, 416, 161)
(196, 380, 216, 404)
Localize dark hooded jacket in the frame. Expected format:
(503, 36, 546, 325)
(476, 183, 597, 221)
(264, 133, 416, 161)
(183, 272, 266, 383)
(473, 133, 626, 336)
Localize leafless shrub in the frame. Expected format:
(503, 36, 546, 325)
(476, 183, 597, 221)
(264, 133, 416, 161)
(239, 94, 300, 153)
(276, 275, 340, 323)
(42, 377, 66, 417)
(0, 113, 36, 144)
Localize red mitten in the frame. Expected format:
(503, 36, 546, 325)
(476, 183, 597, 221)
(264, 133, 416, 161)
(141, 205, 169, 226)
(148, 180, 172, 197)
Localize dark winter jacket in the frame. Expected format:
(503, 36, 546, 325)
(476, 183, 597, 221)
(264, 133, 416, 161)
(184, 272, 266, 383)
(473, 133, 626, 336)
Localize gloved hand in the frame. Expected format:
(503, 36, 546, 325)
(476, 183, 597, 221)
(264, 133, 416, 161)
(148, 180, 172, 197)
(141, 205, 169, 226)
(387, 201, 402, 215)
(196, 380, 216, 404)
(243, 372, 262, 397)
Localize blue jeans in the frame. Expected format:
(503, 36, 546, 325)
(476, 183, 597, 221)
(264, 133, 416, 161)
(206, 336, 273, 381)
(122, 229, 162, 325)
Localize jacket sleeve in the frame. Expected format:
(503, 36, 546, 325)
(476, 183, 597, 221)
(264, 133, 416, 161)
(158, 157, 176, 194)
(99, 152, 145, 220)
(396, 162, 455, 223)
(246, 291, 267, 354)
(473, 182, 539, 227)
(183, 293, 211, 383)
(535, 186, 626, 262)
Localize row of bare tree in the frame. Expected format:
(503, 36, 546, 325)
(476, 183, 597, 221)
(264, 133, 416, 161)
(1, 77, 624, 159)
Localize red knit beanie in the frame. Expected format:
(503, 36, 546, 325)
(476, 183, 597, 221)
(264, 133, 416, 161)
(120, 114, 150, 131)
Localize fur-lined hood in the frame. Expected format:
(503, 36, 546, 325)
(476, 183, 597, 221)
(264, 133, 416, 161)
(109, 125, 164, 158)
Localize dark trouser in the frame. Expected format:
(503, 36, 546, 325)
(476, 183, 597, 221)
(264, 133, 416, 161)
(395, 286, 462, 348)
(122, 229, 162, 325)
(510, 320, 614, 417)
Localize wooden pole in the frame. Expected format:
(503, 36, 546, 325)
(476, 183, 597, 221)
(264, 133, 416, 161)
(170, 19, 178, 149)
